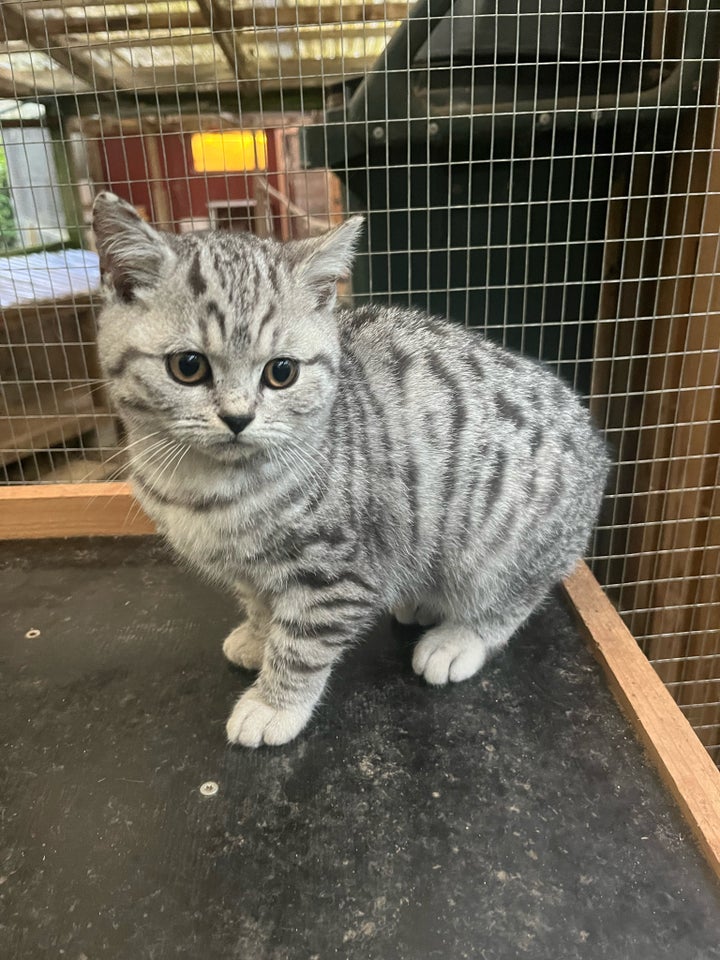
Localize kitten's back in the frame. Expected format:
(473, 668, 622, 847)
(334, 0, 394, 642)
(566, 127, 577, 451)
(336, 302, 609, 589)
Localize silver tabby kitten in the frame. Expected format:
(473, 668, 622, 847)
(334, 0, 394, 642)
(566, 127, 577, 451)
(93, 192, 609, 749)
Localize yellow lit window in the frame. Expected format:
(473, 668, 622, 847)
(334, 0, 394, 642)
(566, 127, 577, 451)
(191, 131, 267, 173)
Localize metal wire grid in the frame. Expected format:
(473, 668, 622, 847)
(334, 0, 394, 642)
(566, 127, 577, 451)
(0, 1, 718, 758)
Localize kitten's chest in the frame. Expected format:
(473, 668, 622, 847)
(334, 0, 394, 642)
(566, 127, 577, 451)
(132, 467, 300, 588)
(132, 474, 252, 573)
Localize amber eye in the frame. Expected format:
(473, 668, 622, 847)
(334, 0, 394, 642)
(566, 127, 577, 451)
(262, 358, 299, 389)
(167, 351, 212, 385)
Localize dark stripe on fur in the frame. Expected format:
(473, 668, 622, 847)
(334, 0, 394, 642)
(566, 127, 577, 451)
(206, 300, 227, 339)
(465, 354, 486, 383)
(257, 304, 275, 338)
(292, 567, 374, 595)
(496, 391, 527, 431)
(275, 616, 350, 642)
(314, 594, 371, 613)
(405, 454, 420, 550)
(119, 397, 154, 414)
(389, 344, 414, 380)
(486, 449, 508, 506)
(528, 423, 544, 454)
(275, 652, 329, 675)
(188, 250, 207, 296)
(428, 353, 468, 536)
(304, 353, 336, 373)
(135, 474, 237, 511)
(106, 347, 155, 378)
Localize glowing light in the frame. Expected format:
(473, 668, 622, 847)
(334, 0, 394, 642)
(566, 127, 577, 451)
(191, 131, 267, 172)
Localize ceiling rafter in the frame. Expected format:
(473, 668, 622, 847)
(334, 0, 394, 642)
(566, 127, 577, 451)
(25, 11, 208, 36)
(0, 3, 114, 91)
(234, 4, 410, 29)
(194, 0, 245, 80)
(0, 3, 411, 99)
(20, 4, 410, 37)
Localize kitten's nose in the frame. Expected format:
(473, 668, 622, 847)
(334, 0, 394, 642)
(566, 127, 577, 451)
(219, 412, 254, 435)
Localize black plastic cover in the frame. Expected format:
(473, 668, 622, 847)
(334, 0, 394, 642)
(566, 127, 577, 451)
(415, 0, 650, 67)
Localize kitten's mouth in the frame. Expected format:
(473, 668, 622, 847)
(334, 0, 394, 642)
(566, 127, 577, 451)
(202, 435, 259, 463)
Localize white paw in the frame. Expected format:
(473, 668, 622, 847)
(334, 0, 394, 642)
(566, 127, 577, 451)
(393, 604, 438, 627)
(222, 622, 265, 671)
(226, 690, 312, 748)
(412, 625, 488, 686)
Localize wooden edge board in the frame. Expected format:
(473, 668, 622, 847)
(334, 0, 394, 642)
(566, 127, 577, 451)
(0, 482, 155, 539)
(563, 561, 720, 881)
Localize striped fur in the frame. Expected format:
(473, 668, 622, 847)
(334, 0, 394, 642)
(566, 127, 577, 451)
(93, 192, 610, 748)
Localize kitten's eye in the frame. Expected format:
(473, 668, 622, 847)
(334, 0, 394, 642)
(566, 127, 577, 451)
(167, 351, 212, 386)
(262, 358, 299, 390)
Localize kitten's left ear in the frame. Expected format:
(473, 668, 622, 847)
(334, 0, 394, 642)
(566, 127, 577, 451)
(287, 216, 364, 306)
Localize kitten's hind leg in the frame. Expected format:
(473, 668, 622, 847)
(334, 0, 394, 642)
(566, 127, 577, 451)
(222, 623, 265, 671)
(393, 602, 438, 627)
(222, 590, 269, 671)
(412, 608, 531, 686)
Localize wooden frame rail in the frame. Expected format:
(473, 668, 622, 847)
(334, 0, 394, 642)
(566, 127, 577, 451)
(564, 564, 720, 880)
(0, 482, 153, 539)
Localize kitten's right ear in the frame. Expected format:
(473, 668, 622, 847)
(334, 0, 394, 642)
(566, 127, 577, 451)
(92, 192, 175, 302)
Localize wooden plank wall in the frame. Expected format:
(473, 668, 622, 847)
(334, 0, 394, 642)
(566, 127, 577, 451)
(646, 103, 720, 757)
(591, 86, 720, 758)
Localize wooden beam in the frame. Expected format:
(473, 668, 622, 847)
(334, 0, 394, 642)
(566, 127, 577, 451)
(563, 561, 720, 880)
(144, 130, 173, 230)
(0, 482, 154, 540)
(69, 110, 305, 139)
(0, 2, 114, 90)
(28, 11, 207, 36)
(231, 4, 410, 29)
(22, 0, 157, 7)
(19, 3, 409, 37)
(9, 5, 410, 36)
(195, 0, 245, 78)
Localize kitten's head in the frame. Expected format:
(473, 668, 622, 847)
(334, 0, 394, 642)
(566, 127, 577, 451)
(92, 192, 363, 463)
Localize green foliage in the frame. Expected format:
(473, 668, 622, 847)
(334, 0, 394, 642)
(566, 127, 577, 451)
(0, 147, 18, 253)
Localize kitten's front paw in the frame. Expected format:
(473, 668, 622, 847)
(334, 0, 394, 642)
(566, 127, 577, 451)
(222, 622, 265, 671)
(226, 690, 313, 748)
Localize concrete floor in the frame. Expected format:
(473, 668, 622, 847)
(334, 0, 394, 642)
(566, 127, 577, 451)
(1, 537, 719, 959)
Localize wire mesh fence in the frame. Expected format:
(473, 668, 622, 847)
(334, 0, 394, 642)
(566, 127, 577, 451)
(0, 0, 718, 760)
